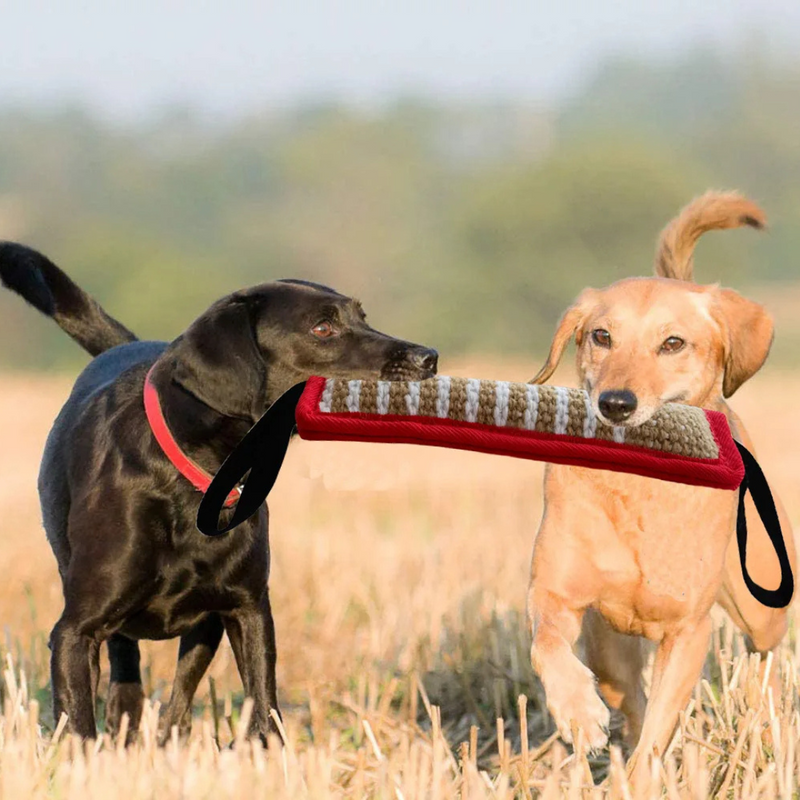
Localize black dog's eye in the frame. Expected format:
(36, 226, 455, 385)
(591, 329, 611, 348)
(311, 321, 337, 339)
(660, 336, 685, 354)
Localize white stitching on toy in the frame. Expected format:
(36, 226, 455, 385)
(320, 378, 335, 413)
(376, 381, 390, 414)
(524, 384, 539, 430)
(406, 381, 421, 415)
(346, 380, 361, 413)
(554, 386, 569, 435)
(436, 376, 451, 418)
(465, 379, 481, 423)
(583, 394, 597, 438)
(494, 381, 510, 427)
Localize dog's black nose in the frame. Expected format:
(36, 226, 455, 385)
(409, 347, 438, 375)
(598, 389, 638, 423)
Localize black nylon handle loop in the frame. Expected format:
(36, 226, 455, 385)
(196, 381, 306, 536)
(735, 441, 794, 609)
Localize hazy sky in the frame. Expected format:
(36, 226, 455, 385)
(3, 0, 799, 120)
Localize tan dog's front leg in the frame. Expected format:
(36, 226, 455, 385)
(626, 616, 712, 784)
(528, 589, 610, 751)
(579, 608, 647, 748)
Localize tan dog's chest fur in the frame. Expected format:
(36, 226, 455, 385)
(540, 464, 734, 640)
(525, 191, 797, 786)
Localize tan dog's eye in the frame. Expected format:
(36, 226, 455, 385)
(591, 329, 611, 348)
(312, 321, 337, 338)
(660, 336, 685, 354)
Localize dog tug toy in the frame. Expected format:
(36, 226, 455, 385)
(194, 376, 793, 609)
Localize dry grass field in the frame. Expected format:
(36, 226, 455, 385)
(1, 358, 799, 798)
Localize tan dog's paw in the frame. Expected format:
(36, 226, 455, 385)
(548, 684, 610, 752)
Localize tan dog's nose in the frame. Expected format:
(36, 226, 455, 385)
(598, 389, 637, 423)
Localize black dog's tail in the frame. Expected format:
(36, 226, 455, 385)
(0, 242, 138, 356)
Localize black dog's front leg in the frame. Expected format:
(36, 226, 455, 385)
(158, 613, 225, 744)
(50, 616, 97, 738)
(106, 634, 144, 743)
(223, 594, 280, 743)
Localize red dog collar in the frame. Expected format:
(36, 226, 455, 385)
(143, 365, 241, 508)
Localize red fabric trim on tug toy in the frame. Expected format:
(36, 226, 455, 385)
(295, 376, 743, 490)
(196, 376, 793, 609)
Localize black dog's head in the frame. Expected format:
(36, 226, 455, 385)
(167, 279, 438, 421)
(265, 279, 438, 384)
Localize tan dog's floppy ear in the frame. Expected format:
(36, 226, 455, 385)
(712, 288, 774, 398)
(530, 289, 597, 384)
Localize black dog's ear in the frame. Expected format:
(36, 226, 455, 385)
(172, 298, 267, 421)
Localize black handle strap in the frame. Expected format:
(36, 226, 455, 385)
(196, 381, 306, 536)
(735, 441, 794, 608)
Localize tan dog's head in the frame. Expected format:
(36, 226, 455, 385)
(531, 191, 774, 426)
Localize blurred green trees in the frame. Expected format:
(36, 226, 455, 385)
(1, 46, 799, 371)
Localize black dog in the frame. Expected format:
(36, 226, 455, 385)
(0, 242, 437, 742)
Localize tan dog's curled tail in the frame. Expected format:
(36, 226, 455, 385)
(655, 191, 767, 282)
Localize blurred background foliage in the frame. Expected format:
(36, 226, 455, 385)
(1, 44, 799, 371)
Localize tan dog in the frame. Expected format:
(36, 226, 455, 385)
(526, 191, 796, 781)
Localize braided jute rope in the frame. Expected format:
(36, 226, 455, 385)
(315, 376, 720, 460)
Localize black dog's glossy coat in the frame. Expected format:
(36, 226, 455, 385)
(0, 243, 437, 741)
